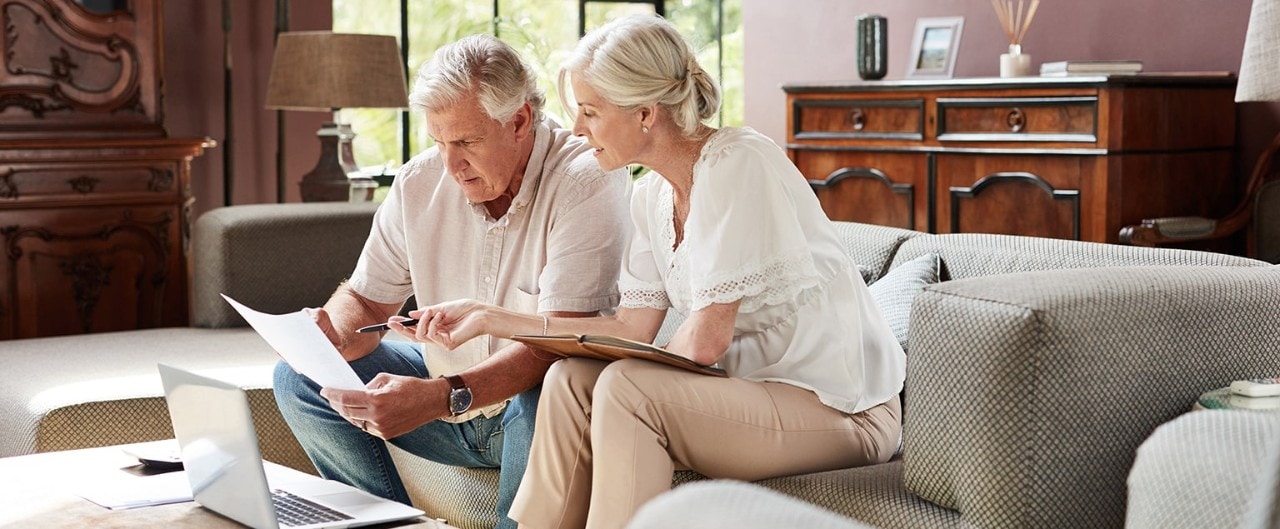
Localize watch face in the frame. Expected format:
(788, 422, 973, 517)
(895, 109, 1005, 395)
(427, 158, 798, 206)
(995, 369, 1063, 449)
(449, 388, 473, 415)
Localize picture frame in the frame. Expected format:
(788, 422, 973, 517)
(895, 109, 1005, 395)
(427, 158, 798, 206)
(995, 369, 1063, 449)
(906, 16, 964, 79)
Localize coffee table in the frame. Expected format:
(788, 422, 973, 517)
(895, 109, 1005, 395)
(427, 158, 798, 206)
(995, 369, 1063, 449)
(0, 440, 456, 528)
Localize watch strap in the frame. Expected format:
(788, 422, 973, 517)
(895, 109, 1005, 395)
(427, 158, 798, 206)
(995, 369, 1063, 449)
(444, 374, 466, 390)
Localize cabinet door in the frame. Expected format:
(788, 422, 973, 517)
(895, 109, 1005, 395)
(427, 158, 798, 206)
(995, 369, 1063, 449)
(936, 154, 1092, 240)
(0, 206, 186, 339)
(791, 149, 928, 230)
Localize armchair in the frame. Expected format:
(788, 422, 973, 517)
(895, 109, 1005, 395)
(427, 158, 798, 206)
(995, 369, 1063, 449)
(1119, 134, 1280, 263)
(1119, 0, 1280, 263)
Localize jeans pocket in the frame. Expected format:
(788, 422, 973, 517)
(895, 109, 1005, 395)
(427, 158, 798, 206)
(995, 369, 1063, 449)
(465, 416, 506, 456)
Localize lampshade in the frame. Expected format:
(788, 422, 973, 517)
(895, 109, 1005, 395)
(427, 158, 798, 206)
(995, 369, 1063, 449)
(266, 32, 409, 111)
(1237, 0, 1280, 102)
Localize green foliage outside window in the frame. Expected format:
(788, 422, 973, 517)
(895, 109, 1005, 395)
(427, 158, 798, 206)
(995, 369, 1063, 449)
(333, 0, 742, 180)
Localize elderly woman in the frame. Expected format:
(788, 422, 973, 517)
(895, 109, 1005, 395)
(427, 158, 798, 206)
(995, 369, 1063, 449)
(405, 14, 905, 529)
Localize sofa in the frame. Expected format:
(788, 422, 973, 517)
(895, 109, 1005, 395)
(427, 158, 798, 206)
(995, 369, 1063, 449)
(632, 407, 1280, 529)
(393, 221, 1279, 529)
(3, 203, 1277, 529)
(0, 202, 379, 474)
(1126, 409, 1280, 529)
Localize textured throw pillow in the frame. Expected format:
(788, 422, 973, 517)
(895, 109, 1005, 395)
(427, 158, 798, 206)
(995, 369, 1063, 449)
(867, 253, 941, 352)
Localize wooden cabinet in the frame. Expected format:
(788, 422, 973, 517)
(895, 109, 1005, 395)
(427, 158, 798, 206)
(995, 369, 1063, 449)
(784, 76, 1238, 243)
(0, 0, 212, 339)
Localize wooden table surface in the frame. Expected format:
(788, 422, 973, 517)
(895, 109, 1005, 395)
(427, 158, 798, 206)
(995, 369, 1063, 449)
(0, 441, 455, 528)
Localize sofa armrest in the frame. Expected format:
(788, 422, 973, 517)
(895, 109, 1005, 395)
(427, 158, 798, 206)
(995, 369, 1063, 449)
(901, 265, 1280, 529)
(190, 202, 379, 328)
(1126, 410, 1280, 529)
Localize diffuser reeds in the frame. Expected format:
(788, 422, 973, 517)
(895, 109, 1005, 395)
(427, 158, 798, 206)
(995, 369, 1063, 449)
(992, 0, 1040, 47)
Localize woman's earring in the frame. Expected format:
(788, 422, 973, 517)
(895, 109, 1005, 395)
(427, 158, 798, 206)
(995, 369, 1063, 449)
(642, 126, 649, 134)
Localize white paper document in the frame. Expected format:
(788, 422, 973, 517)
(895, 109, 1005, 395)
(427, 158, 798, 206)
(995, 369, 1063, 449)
(73, 468, 192, 510)
(221, 294, 365, 390)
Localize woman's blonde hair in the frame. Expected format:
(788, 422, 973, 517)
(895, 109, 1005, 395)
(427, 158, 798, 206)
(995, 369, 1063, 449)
(559, 14, 720, 138)
(410, 34, 545, 124)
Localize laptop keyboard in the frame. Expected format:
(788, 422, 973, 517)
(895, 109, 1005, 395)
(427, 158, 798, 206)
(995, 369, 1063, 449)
(271, 489, 354, 527)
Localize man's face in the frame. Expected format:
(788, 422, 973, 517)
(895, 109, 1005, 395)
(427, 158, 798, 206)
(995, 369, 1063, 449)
(425, 92, 530, 205)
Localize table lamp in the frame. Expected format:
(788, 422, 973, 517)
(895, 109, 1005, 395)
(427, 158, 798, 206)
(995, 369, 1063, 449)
(1238, 0, 1279, 103)
(266, 32, 408, 202)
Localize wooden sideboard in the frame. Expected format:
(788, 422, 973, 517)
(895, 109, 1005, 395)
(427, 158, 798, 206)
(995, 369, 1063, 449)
(784, 75, 1238, 243)
(0, 0, 212, 339)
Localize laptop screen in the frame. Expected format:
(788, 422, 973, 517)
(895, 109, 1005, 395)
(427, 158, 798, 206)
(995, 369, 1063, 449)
(159, 363, 281, 529)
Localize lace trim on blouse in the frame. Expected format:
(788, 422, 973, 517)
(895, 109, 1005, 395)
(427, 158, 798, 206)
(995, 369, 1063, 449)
(619, 278, 671, 309)
(674, 249, 824, 313)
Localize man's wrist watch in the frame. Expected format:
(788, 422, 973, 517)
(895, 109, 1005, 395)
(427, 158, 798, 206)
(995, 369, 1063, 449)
(444, 374, 473, 416)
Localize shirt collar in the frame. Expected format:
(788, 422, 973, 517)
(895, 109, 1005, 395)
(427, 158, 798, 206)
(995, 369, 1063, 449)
(468, 118, 552, 225)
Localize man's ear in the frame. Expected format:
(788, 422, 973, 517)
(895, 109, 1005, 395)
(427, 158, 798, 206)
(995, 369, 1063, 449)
(511, 102, 534, 141)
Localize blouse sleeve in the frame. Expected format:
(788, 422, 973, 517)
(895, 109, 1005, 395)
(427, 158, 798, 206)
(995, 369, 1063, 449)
(684, 133, 823, 312)
(618, 175, 671, 310)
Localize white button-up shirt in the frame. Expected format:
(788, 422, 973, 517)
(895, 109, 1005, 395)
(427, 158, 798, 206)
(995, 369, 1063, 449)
(349, 119, 632, 422)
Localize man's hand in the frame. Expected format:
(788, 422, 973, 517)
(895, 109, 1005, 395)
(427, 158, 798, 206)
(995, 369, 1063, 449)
(319, 375, 448, 439)
(409, 299, 490, 350)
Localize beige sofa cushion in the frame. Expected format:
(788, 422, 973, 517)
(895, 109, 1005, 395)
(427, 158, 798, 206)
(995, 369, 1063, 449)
(0, 328, 313, 473)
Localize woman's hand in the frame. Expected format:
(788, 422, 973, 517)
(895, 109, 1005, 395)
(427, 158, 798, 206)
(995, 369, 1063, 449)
(405, 299, 491, 350)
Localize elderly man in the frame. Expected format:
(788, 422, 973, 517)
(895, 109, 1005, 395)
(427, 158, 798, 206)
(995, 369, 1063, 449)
(273, 35, 630, 529)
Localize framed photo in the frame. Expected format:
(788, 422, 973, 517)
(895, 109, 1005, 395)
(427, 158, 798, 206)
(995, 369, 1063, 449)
(907, 16, 964, 79)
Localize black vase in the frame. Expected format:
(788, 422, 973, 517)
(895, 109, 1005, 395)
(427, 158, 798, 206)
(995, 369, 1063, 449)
(857, 14, 888, 80)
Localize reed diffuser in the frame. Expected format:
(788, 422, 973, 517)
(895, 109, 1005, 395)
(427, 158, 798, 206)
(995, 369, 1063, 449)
(992, 0, 1040, 77)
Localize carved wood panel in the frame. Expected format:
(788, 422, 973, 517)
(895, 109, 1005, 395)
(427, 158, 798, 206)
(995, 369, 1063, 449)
(0, 206, 185, 338)
(0, 0, 162, 139)
(947, 173, 1081, 240)
(936, 154, 1085, 239)
(791, 148, 927, 229)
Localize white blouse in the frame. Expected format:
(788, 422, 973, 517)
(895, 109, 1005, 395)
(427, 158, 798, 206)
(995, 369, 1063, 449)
(618, 127, 906, 414)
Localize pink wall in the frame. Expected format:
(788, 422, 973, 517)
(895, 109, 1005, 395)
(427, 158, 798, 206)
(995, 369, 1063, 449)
(742, 0, 1280, 191)
(163, 1, 331, 218)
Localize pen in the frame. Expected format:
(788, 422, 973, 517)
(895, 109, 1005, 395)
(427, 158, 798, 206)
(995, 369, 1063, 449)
(356, 318, 420, 334)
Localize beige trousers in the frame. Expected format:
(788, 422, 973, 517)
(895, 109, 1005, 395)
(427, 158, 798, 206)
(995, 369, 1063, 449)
(508, 358, 902, 529)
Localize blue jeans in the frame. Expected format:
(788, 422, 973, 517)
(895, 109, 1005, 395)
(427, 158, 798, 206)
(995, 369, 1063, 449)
(273, 340, 537, 529)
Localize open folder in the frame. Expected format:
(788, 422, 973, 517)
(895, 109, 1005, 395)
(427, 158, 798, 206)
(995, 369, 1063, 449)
(221, 294, 364, 390)
(510, 334, 727, 377)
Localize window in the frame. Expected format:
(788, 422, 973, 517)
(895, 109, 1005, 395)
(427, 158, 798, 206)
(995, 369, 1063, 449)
(332, 0, 743, 175)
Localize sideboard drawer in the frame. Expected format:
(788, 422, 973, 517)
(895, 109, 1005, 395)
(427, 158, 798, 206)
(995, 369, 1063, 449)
(793, 99, 925, 141)
(936, 96, 1098, 143)
(1, 162, 182, 203)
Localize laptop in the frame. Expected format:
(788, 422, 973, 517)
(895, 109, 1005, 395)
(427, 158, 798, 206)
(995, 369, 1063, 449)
(158, 363, 425, 529)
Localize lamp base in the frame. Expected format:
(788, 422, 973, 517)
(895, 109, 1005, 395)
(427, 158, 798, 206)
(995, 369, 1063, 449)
(299, 122, 358, 202)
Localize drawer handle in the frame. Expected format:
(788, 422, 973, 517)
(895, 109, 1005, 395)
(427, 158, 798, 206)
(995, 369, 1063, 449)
(1006, 107, 1026, 133)
(68, 176, 99, 194)
(848, 108, 866, 131)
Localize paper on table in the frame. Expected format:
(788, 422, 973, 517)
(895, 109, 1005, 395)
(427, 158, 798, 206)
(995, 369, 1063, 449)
(221, 294, 365, 390)
(73, 468, 192, 510)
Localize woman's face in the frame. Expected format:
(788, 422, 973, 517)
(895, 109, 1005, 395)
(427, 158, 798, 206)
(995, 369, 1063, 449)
(570, 77, 645, 172)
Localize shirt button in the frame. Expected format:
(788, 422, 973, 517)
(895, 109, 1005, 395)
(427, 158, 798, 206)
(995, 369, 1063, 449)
(484, 276, 492, 283)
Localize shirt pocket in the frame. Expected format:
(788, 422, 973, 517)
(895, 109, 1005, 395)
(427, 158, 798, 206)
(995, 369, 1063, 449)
(511, 286, 541, 315)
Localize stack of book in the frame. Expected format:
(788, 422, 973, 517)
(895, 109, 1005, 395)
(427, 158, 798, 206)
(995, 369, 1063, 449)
(1039, 60, 1143, 77)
